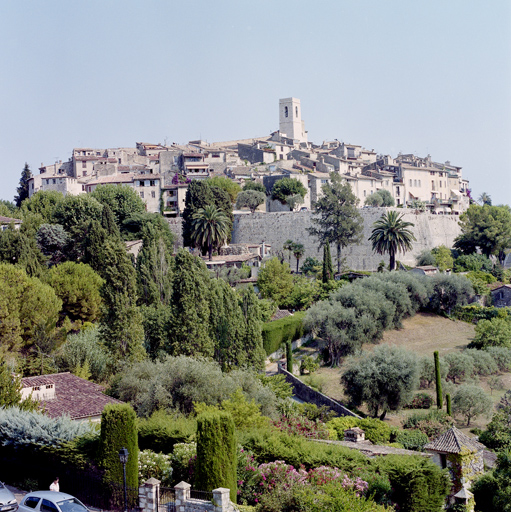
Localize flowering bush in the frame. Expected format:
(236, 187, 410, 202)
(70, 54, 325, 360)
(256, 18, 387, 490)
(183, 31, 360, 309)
(404, 392, 433, 409)
(170, 442, 196, 485)
(236, 447, 259, 505)
(138, 449, 173, 486)
(272, 415, 330, 439)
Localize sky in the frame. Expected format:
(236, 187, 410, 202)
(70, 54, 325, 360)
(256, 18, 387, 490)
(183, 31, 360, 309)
(1, 0, 510, 206)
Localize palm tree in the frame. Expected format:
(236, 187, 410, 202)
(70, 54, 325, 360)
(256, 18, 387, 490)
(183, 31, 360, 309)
(191, 205, 230, 260)
(292, 242, 305, 273)
(283, 239, 294, 264)
(478, 192, 492, 206)
(369, 211, 416, 270)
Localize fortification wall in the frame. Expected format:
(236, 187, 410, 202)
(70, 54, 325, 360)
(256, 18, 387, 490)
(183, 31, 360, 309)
(232, 208, 461, 271)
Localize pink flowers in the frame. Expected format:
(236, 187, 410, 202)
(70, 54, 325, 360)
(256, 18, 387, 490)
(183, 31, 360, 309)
(272, 415, 330, 439)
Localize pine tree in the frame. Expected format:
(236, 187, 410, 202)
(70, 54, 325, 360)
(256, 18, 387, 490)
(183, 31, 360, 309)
(434, 351, 443, 409)
(99, 403, 139, 504)
(239, 286, 266, 371)
(322, 242, 333, 283)
(167, 250, 214, 357)
(0, 355, 37, 410)
(286, 341, 293, 375)
(14, 163, 32, 207)
(195, 411, 237, 502)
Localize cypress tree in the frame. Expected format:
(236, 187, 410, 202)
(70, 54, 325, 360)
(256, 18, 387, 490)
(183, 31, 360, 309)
(196, 411, 237, 503)
(101, 204, 120, 238)
(167, 250, 214, 357)
(446, 393, 452, 416)
(286, 341, 293, 375)
(239, 286, 266, 371)
(322, 242, 333, 283)
(99, 240, 146, 366)
(99, 403, 139, 501)
(434, 351, 443, 409)
(209, 279, 245, 370)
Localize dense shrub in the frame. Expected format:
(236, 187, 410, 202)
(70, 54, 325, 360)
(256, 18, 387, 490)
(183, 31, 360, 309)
(426, 274, 473, 314)
(138, 411, 196, 454)
(403, 393, 433, 409)
(485, 347, 511, 371)
(402, 410, 454, 439)
(239, 427, 369, 472)
(464, 349, 499, 376)
(98, 403, 139, 491)
(454, 254, 493, 273)
(376, 455, 450, 512)
(196, 411, 237, 501)
(111, 355, 279, 418)
(0, 406, 94, 447)
(170, 442, 196, 486)
(451, 305, 510, 324)
(326, 417, 392, 445)
(469, 317, 511, 349)
(261, 312, 305, 355)
(138, 449, 173, 486)
(394, 430, 429, 451)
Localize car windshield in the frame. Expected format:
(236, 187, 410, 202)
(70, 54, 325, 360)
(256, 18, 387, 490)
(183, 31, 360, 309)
(56, 498, 88, 512)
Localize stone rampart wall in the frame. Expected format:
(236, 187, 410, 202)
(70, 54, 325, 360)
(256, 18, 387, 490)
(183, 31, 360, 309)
(232, 208, 461, 271)
(167, 208, 461, 271)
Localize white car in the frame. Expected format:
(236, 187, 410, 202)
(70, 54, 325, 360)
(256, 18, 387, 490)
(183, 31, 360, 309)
(0, 482, 18, 512)
(17, 492, 89, 512)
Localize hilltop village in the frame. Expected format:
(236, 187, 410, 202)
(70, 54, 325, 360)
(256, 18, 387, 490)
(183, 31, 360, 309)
(2, 98, 511, 512)
(30, 98, 470, 217)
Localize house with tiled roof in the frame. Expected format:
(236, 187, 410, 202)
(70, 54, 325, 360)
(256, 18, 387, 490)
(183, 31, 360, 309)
(21, 373, 123, 422)
(424, 426, 490, 511)
(490, 284, 511, 308)
(0, 216, 22, 231)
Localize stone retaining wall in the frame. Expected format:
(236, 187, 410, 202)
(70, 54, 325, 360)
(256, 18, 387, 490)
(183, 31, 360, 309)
(277, 363, 360, 418)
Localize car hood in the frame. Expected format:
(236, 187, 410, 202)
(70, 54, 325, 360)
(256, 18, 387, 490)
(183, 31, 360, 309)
(0, 487, 16, 505)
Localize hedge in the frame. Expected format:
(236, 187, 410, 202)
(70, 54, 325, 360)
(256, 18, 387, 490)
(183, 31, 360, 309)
(451, 305, 510, 324)
(262, 311, 306, 356)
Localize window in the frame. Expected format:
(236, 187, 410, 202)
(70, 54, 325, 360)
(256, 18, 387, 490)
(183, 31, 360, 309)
(151, 191, 155, 198)
(285, 106, 288, 118)
(140, 191, 144, 198)
(41, 500, 59, 512)
(23, 497, 40, 509)
(139, 181, 145, 187)
(96, 152, 100, 156)
(439, 181, 442, 188)
(82, 185, 85, 191)
(33, 386, 40, 391)
(409, 179, 412, 187)
(46, 384, 53, 389)
(118, 158, 121, 164)
(150, 180, 155, 187)
(414, 180, 417, 187)
(418, 180, 421, 187)
(396, 186, 400, 196)
(439, 454, 447, 469)
(82, 161, 86, 168)
(83, 171, 87, 176)
(363, 190, 366, 197)
(295, 106, 298, 118)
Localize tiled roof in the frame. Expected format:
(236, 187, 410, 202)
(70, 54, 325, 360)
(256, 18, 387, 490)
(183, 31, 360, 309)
(21, 372, 123, 420)
(0, 216, 22, 223)
(271, 309, 293, 321)
(424, 427, 485, 454)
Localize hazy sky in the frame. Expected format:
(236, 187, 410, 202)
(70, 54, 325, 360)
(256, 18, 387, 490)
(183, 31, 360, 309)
(1, 1, 510, 205)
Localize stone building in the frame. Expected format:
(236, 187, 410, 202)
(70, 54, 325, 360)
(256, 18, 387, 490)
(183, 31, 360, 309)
(491, 284, 511, 308)
(424, 427, 485, 511)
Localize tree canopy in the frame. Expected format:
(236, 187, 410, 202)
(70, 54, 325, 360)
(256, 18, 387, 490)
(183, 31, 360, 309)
(454, 204, 511, 263)
(271, 178, 307, 205)
(308, 173, 363, 273)
(257, 257, 294, 306)
(14, 163, 32, 208)
(91, 184, 146, 225)
(235, 190, 266, 213)
(342, 345, 419, 419)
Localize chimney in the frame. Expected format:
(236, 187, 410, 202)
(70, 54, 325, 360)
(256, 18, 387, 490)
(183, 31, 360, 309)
(344, 427, 366, 443)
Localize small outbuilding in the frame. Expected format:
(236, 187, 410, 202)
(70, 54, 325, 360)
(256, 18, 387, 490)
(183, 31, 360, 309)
(490, 284, 511, 308)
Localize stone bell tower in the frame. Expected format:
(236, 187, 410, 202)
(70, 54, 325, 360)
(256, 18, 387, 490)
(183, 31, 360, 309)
(279, 97, 307, 143)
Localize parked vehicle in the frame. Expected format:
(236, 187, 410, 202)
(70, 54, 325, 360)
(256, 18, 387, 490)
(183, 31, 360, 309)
(18, 492, 88, 512)
(0, 482, 18, 512)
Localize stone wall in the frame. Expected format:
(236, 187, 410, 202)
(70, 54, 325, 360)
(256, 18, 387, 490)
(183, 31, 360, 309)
(278, 363, 360, 418)
(232, 208, 462, 271)
(167, 208, 461, 271)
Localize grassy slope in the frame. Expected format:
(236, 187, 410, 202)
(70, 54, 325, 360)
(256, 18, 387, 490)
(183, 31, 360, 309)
(297, 312, 510, 433)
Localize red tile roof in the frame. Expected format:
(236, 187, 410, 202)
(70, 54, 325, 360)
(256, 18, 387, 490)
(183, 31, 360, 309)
(21, 372, 123, 420)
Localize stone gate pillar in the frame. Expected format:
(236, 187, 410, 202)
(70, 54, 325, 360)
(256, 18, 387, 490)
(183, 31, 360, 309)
(174, 481, 191, 512)
(139, 477, 160, 512)
(212, 488, 231, 512)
